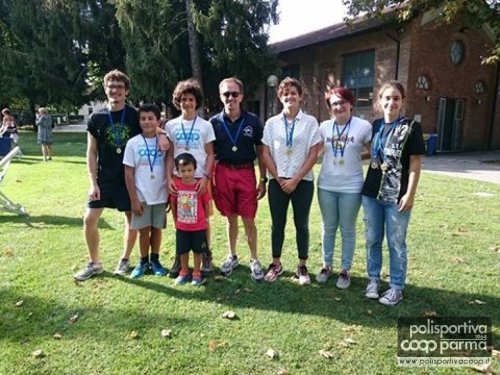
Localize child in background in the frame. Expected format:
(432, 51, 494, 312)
(123, 104, 169, 278)
(170, 153, 210, 286)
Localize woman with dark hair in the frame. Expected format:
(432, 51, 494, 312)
(316, 87, 372, 288)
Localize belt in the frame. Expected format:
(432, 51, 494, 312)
(218, 161, 254, 169)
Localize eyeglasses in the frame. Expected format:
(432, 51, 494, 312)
(331, 99, 348, 106)
(221, 91, 240, 98)
(106, 84, 126, 90)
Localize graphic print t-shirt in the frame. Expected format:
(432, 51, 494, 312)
(171, 180, 210, 231)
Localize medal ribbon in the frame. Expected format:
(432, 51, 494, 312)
(372, 117, 401, 162)
(221, 114, 245, 149)
(331, 117, 351, 159)
(108, 107, 126, 147)
(283, 114, 296, 148)
(181, 116, 197, 149)
(142, 135, 158, 175)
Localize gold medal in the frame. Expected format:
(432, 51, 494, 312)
(339, 159, 345, 165)
(185, 146, 190, 151)
(286, 148, 293, 154)
(150, 174, 155, 180)
(370, 161, 378, 169)
(380, 163, 388, 172)
(116, 148, 122, 154)
(232, 146, 238, 152)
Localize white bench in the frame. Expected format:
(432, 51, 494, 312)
(0, 146, 28, 216)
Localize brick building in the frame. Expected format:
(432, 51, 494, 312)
(260, 9, 500, 152)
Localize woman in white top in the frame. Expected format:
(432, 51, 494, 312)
(261, 77, 321, 285)
(316, 87, 372, 288)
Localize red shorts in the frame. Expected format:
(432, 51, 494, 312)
(213, 163, 257, 219)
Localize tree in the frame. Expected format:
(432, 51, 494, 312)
(342, 0, 500, 63)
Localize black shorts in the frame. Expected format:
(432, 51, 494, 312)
(176, 229, 208, 255)
(88, 181, 131, 212)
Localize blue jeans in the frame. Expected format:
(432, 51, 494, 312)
(317, 188, 361, 270)
(362, 196, 411, 290)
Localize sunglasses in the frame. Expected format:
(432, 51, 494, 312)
(222, 91, 240, 98)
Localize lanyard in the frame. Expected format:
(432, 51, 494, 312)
(108, 107, 126, 146)
(372, 117, 401, 161)
(181, 116, 197, 149)
(283, 114, 296, 148)
(141, 135, 158, 177)
(331, 117, 351, 159)
(222, 114, 245, 149)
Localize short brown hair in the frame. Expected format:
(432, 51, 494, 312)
(103, 69, 131, 91)
(172, 78, 204, 110)
(277, 77, 303, 97)
(325, 87, 354, 108)
(378, 80, 406, 99)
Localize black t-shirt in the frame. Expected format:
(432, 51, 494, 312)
(87, 104, 140, 184)
(209, 110, 263, 165)
(361, 118, 426, 203)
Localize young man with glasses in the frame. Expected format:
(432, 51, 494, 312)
(75, 70, 170, 281)
(209, 77, 267, 281)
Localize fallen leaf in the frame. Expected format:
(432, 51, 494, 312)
(492, 349, 500, 358)
(452, 256, 465, 264)
(128, 331, 139, 339)
(213, 275, 225, 282)
(344, 338, 357, 345)
(489, 245, 500, 253)
(342, 325, 360, 332)
(15, 300, 24, 307)
(32, 349, 45, 358)
(469, 363, 493, 374)
(4, 250, 14, 257)
(160, 329, 172, 338)
(266, 348, 279, 359)
(68, 314, 78, 323)
(318, 349, 334, 359)
(234, 289, 241, 295)
(243, 287, 252, 293)
(277, 368, 288, 375)
(423, 310, 437, 317)
(53, 333, 62, 340)
(457, 227, 469, 233)
(334, 297, 342, 301)
(222, 311, 236, 319)
(468, 299, 487, 305)
(367, 309, 373, 315)
(208, 340, 227, 352)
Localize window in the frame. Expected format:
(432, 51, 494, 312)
(450, 40, 465, 65)
(342, 50, 375, 107)
(416, 75, 430, 90)
(475, 81, 485, 94)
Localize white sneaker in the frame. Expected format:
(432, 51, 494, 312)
(250, 259, 264, 281)
(113, 258, 130, 276)
(379, 288, 403, 306)
(220, 255, 239, 275)
(296, 265, 311, 285)
(74, 262, 103, 281)
(365, 279, 379, 299)
(336, 270, 351, 289)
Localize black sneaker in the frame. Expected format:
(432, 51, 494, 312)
(168, 255, 181, 278)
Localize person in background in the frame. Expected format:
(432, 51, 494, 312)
(1, 108, 19, 145)
(316, 87, 372, 288)
(36, 107, 54, 161)
(362, 80, 425, 306)
(261, 77, 321, 285)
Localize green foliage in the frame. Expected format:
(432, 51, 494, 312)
(342, 0, 500, 63)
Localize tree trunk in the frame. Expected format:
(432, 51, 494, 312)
(185, 0, 204, 116)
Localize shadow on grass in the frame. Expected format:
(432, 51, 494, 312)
(0, 214, 112, 229)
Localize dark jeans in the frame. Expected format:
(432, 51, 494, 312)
(268, 179, 314, 260)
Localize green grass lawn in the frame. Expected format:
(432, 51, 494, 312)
(1, 131, 499, 374)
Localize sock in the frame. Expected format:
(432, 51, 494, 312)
(140, 256, 149, 265)
(150, 253, 159, 264)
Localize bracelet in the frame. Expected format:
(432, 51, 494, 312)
(260, 177, 268, 183)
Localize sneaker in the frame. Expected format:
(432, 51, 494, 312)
(316, 266, 332, 283)
(379, 288, 403, 306)
(175, 273, 191, 285)
(191, 272, 205, 286)
(295, 265, 311, 285)
(250, 259, 264, 281)
(74, 262, 103, 281)
(169, 256, 181, 278)
(336, 270, 351, 289)
(264, 263, 283, 282)
(365, 279, 380, 299)
(151, 261, 167, 276)
(113, 258, 130, 276)
(220, 254, 239, 276)
(131, 262, 149, 279)
(202, 251, 213, 275)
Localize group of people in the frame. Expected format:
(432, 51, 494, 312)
(74, 69, 425, 306)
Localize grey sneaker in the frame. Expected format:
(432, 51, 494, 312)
(250, 259, 264, 281)
(316, 266, 332, 283)
(336, 270, 351, 289)
(113, 258, 130, 276)
(296, 265, 311, 285)
(379, 288, 403, 306)
(365, 279, 380, 299)
(202, 251, 213, 275)
(220, 255, 238, 276)
(74, 262, 103, 281)
(169, 255, 181, 278)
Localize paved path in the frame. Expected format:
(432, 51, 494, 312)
(53, 125, 500, 185)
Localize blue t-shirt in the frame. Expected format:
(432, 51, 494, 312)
(209, 110, 263, 165)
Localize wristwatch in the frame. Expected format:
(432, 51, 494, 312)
(260, 177, 268, 183)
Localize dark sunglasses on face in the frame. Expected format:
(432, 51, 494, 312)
(222, 91, 240, 98)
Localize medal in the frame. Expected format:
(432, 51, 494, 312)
(286, 148, 293, 155)
(150, 174, 155, 179)
(232, 146, 238, 152)
(370, 161, 378, 169)
(380, 162, 388, 171)
(116, 148, 122, 154)
(181, 116, 197, 152)
(222, 114, 245, 155)
(108, 107, 126, 153)
(339, 159, 345, 165)
(185, 146, 190, 151)
(142, 135, 158, 180)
